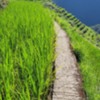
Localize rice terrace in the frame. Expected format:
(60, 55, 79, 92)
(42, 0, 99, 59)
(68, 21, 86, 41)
(0, 0, 100, 100)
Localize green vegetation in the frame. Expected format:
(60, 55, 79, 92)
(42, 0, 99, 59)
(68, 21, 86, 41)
(48, 3, 100, 99)
(45, 2, 100, 47)
(0, 1, 55, 100)
(0, 1, 100, 100)
(45, 2, 100, 100)
(55, 16, 100, 100)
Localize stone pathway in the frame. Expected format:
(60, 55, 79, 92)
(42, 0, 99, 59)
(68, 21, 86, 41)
(52, 22, 85, 100)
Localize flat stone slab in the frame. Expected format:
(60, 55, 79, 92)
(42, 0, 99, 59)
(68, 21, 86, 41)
(52, 22, 85, 100)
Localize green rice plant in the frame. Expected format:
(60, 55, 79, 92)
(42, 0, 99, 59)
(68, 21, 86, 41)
(47, 3, 100, 48)
(69, 16, 76, 21)
(0, 1, 55, 100)
(74, 20, 80, 25)
(56, 16, 100, 100)
(62, 12, 68, 16)
(72, 18, 78, 22)
(76, 22, 83, 27)
(81, 28, 88, 34)
(79, 25, 85, 31)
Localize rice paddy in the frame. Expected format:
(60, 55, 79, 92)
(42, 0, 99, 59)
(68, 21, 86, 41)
(0, 1, 55, 100)
(1, 1, 100, 100)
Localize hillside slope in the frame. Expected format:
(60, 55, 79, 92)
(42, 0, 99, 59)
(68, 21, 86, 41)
(55, 17, 100, 100)
(45, 2, 100, 48)
(44, 4, 100, 99)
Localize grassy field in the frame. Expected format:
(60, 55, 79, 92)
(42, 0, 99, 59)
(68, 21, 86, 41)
(55, 16, 100, 100)
(0, 1, 55, 100)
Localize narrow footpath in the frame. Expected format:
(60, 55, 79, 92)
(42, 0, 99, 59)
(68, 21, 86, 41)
(52, 22, 85, 100)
